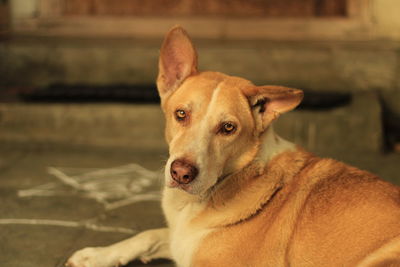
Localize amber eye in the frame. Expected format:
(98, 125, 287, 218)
(175, 110, 187, 121)
(220, 122, 236, 135)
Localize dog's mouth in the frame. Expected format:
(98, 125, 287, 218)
(167, 179, 195, 194)
(166, 172, 232, 195)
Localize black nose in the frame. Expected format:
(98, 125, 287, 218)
(170, 159, 199, 184)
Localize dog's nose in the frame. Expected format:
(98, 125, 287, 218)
(170, 159, 198, 184)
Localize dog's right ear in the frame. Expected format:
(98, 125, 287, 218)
(157, 26, 198, 103)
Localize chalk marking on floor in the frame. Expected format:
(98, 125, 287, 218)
(48, 167, 84, 190)
(0, 218, 136, 234)
(18, 163, 162, 210)
(74, 163, 158, 180)
(105, 191, 161, 210)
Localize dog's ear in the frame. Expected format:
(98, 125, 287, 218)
(243, 85, 303, 133)
(157, 26, 198, 102)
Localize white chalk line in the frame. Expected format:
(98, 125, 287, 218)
(18, 163, 163, 210)
(48, 167, 83, 190)
(105, 191, 161, 210)
(61, 163, 159, 181)
(0, 218, 136, 234)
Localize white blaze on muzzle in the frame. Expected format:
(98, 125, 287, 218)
(165, 86, 228, 195)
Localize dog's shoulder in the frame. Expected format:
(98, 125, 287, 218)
(288, 157, 400, 266)
(301, 157, 400, 214)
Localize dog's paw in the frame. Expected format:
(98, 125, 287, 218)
(140, 255, 152, 264)
(66, 247, 117, 267)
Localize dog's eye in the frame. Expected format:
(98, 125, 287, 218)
(220, 122, 236, 135)
(175, 110, 187, 121)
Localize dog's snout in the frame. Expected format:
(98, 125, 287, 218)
(170, 159, 198, 184)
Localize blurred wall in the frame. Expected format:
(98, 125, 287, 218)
(0, 0, 9, 33)
(0, 0, 400, 115)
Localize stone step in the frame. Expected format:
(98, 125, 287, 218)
(0, 103, 166, 150)
(276, 91, 382, 153)
(0, 91, 382, 153)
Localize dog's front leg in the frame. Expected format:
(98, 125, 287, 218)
(66, 228, 171, 267)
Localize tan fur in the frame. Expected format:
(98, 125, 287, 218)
(193, 150, 400, 266)
(357, 236, 400, 266)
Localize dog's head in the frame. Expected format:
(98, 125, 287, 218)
(157, 27, 303, 195)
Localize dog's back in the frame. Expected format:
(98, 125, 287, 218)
(192, 149, 400, 267)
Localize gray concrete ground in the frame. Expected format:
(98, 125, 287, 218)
(0, 142, 172, 267)
(0, 102, 399, 267)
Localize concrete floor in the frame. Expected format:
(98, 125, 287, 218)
(0, 142, 173, 267)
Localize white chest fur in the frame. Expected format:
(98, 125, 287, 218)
(162, 190, 212, 267)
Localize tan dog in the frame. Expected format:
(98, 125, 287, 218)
(67, 27, 400, 267)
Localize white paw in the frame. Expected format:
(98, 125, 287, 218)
(66, 247, 116, 267)
(140, 256, 151, 264)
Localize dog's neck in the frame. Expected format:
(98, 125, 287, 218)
(255, 126, 296, 165)
(186, 127, 305, 227)
(163, 126, 300, 227)
(192, 148, 312, 228)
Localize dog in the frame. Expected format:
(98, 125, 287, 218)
(66, 26, 400, 267)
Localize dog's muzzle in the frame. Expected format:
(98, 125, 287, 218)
(170, 159, 199, 184)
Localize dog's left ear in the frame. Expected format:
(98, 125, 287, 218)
(157, 26, 198, 103)
(243, 85, 303, 133)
